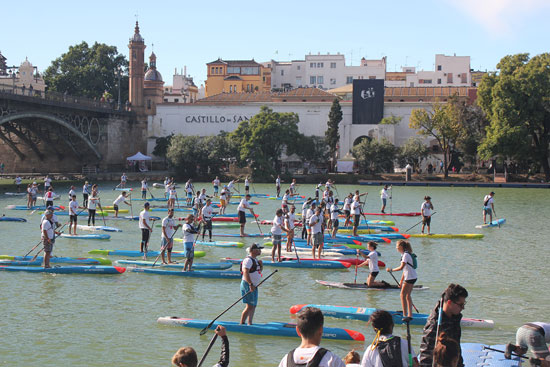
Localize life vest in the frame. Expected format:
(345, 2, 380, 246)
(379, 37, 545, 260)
(240, 256, 259, 275)
(286, 348, 328, 367)
(376, 336, 403, 367)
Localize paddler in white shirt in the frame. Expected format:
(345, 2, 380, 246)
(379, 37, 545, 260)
(237, 194, 255, 237)
(201, 199, 214, 241)
(380, 184, 391, 214)
(160, 208, 181, 264)
(112, 191, 131, 218)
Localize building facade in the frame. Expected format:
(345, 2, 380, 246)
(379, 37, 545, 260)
(205, 59, 270, 96)
(0, 53, 46, 94)
(163, 66, 200, 104)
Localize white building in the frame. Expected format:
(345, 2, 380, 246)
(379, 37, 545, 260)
(162, 66, 200, 104)
(400, 54, 471, 87)
(0, 55, 46, 93)
(271, 53, 386, 91)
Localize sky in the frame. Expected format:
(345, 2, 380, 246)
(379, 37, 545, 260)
(1, 0, 549, 88)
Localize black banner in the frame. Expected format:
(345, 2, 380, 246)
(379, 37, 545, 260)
(352, 79, 384, 124)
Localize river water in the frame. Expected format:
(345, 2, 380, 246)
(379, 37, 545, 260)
(0, 182, 548, 366)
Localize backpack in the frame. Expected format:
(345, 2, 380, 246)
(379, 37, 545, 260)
(376, 336, 403, 367)
(405, 251, 418, 269)
(240, 256, 258, 275)
(286, 348, 328, 367)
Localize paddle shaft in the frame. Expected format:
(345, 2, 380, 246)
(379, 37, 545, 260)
(405, 212, 437, 233)
(31, 227, 66, 261)
(197, 333, 219, 367)
(147, 186, 155, 199)
(482, 346, 529, 360)
(389, 271, 419, 313)
(354, 250, 359, 284)
(199, 269, 278, 335)
(406, 318, 413, 367)
(97, 198, 107, 226)
(252, 209, 263, 235)
(432, 295, 445, 367)
(152, 226, 180, 266)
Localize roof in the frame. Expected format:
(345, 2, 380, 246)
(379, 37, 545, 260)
(328, 84, 476, 98)
(196, 87, 337, 105)
(206, 58, 261, 67)
(145, 69, 163, 82)
(224, 75, 242, 81)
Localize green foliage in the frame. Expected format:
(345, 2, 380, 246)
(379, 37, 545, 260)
(454, 103, 488, 166)
(352, 138, 397, 174)
(44, 41, 129, 101)
(380, 114, 403, 125)
(152, 134, 173, 159)
(396, 137, 429, 169)
(229, 106, 303, 178)
(295, 135, 330, 164)
(325, 99, 342, 167)
(478, 53, 550, 180)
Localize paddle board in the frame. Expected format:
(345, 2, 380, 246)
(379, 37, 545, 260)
(362, 212, 421, 217)
(131, 268, 241, 278)
(409, 233, 484, 239)
(475, 219, 506, 228)
(157, 317, 364, 341)
(0, 217, 27, 222)
(115, 260, 232, 270)
(60, 233, 111, 240)
(0, 256, 111, 265)
(4, 192, 26, 196)
(88, 249, 206, 258)
(173, 238, 244, 248)
(315, 279, 429, 291)
(0, 265, 125, 274)
(77, 225, 122, 232)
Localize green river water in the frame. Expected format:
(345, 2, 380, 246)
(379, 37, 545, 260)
(0, 182, 548, 366)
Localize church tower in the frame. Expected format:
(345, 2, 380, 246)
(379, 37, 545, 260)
(143, 52, 164, 115)
(128, 21, 146, 111)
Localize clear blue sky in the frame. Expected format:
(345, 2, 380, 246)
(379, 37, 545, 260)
(2, 0, 549, 87)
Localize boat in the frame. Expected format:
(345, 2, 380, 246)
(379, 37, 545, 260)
(260, 249, 351, 258)
(211, 217, 239, 222)
(222, 257, 351, 269)
(0, 217, 27, 222)
(115, 260, 232, 270)
(315, 279, 429, 291)
(60, 233, 111, 240)
(475, 219, 506, 228)
(4, 192, 26, 196)
(0, 265, 125, 274)
(50, 211, 108, 217)
(212, 213, 258, 218)
(103, 215, 161, 221)
(76, 225, 122, 232)
(157, 317, 364, 341)
(131, 268, 241, 278)
(88, 249, 206, 258)
(361, 212, 421, 217)
(37, 194, 60, 201)
(0, 255, 111, 265)
(408, 233, 484, 239)
(150, 208, 193, 212)
(289, 304, 494, 329)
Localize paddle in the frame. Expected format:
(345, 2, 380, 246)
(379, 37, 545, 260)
(97, 198, 107, 226)
(405, 318, 413, 367)
(481, 346, 530, 361)
(405, 212, 437, 233)
(251, 209, 263, 236)
(151, 226, 180, 266)
(197, 332, 219, 367)
(128, 193, 134, 218)
(147, 186, 156, 199)
(354, 250, 359, 284)
(388, 271, 419, 313)
(113, 182, 121, 191)
(30, 226, 66, 262)
(432, 295, 445, 367)
(199, 269, 278, 336)
(390, 185, 393, 215)
(333, 184, 340, 199)
(252, 181, 256, 194)
(493, 209, 500, 228)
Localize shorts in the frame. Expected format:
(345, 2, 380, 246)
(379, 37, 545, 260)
(238, 211, 246, 224)
(43, 238, 55, 253)
(32, 194, 37, 200)
(344, 210, 350, 217)
(331, 219, 339, 228)
(370, 271, 379, 278)
(272, 234, 282, 246)
(203, 220, 212, 230)
(220, 199, 226, 206)
(113, 204, 119, 211)
(70, 215, 77, 224)
(192, 208, 198, 217)
(141, 228, 150, 243)
(483, 207, 492, 215)
(245, 185, 250, 191)
(404, 278, 417, 285)
(313, 232, 323, 247)
(183, 242, 194, 259)
(160, 237, 173, 251)
(187, 192, 192, 198)
(354, 214, 361, 226)
(214, 186, 219, 192)
(516, 324, 550, 359)
(240, 280, 258, 306)
(422, 216, 431, 226)
(382, 198, 387, 206)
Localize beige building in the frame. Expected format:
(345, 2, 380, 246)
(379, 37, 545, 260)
(0, 52, 46, 94)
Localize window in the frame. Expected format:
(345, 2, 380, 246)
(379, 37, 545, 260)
(297, 65, 301, 70)
(330, 62, 336, 68)
(437, 65, 442, 71)
(330, 78, 336, 85)
(317, 62, 323, 68)
(310, 76, 316, 84)
(310, 63, 315, 68)
(246, 84, 249, 92)
(461, 73, 467, 83)
(346, 76, 353, 84)
(229, 85, 233, 93)
(281, 70, 284, 76)
(211, 67, 215, 74)
(147, 99, 151, 109)
(241, 67, 259, 75)
(369, 76, 376, 79)
(227, 67, 240, 74)
(296, 77, 302, 85)
(437, 78, 442, 84)
(174, 98, 179, 103)
(317, 76, 324, 84)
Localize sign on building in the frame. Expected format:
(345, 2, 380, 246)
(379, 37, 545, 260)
(352, 79, 384, 124)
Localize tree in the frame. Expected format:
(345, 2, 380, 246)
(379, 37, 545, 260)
(409, 102, 460, 178)
(397, 137, 429, 170)
(454, 103, 488, 167)
(43, 41, 129, 101)
(352, 138, 397, 174)
(478, 53, 550, 180)
(325, 98, 342, 171)
(152, 134, 174, 164)
(380, 114, 403, 125)
(229, 106, 303, 179)
(295, 135, 330, 165)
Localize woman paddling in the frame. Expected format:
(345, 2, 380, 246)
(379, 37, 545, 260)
(386, 240, 417, 320)
(271, 208, 289, 262)
(357, 242, 390, 288)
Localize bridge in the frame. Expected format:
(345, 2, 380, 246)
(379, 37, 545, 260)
(0, 83, 147, 173)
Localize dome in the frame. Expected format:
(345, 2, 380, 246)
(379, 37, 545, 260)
(145, 69, 163, 82)
(131, 21, 144, 43)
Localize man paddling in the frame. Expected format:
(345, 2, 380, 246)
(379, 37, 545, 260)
(237, 194, 255, 237)
(240, 243, 264, 325)
(276, 175, 282, 197)
(351, 195, 363, 237)
(172, 325, 229, 367)
(160, 208, 181, 264)
(381, 185, 391, 214)
(120, 172, 127, 188)
(113, 191, 131, 218)
(421, 196, 434, 235)
(278, 306, 345, 367)
(201, 199, 214, 241)
(182, 214, 199, 272)
(505, 323, 550, 367)
(419, 284, 468, 367)
(139, 202, 153, 259)
(309, 207, 324, 259)
(483, 191, 495, 224)
(41, 210, 60, 269)
(68, 194, 83, 235)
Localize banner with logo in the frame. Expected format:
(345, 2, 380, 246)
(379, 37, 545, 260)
(352, 79, 384, 124)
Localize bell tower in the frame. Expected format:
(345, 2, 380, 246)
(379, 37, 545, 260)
(128, 21, 146, 111)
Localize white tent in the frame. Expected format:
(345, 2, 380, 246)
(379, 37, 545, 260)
(126, 152, 152, 172)
(336, 153, 356, 173)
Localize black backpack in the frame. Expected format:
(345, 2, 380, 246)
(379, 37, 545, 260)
(376, 336, 403, 367)
(286, 348, 328, 367)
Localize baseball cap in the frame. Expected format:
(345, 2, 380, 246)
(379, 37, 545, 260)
(45, 210, 53, 215)
(249, 243, 264, 251)
(144, 202, 150, 207)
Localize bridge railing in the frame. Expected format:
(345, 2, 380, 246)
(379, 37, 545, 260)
(0, 82, 127, 112)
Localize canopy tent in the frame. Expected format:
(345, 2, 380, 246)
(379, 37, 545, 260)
(336, 153, 356, 173)
(126, 152, 152, 172)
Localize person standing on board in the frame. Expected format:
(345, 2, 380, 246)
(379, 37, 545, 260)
(167, 185, 178, 210)
(271, 208, 289, 262)
(44, 187, 55, 208)
(68, 185, 76, 201)
(285, 205, 296, 252)
(301, 198, 312, 240)
(343, 193, 353, 227)
(87, 185, 99, 226)
(164, 177, 171, 199)
(289, 178, 298, 196)
(212, 176, 221, 197)
(244, 176, 251, 195)
(82, 181, 90, 207)
(182, 214, 199, 272)
(483, 191, 496, 224)
(41, 210, 60, 269)
(421, 196, 434, 235)
(43, 175, 52, 195)
(351, 196, 363, 237)
(305, 202, 316, 247)
(282, 189, 291, 214)
(172, 325, 229, 367)
(113, 191, 131, 218)
(386, 240, 417, 320)
(219, 186, 228, 215)
(380, 185, 391, 214)
(309, 207, 324, 259)
(419, 284, 469, 367)
(68, 194, 83, 235)
(185, 179, 194, 206)
(15, 175, 22, 192)
(276, 175, 282, 197)
(330, 198, 341, 238)
(120, 172, 127, 188)
(160, 208, 181, 264)
(237, 194, 255, 237)
(504, 322, 550, 366)
(278, 306, 346, 367)
(139, 202, 153, 258)
(201, 199, 214, 241)
(141, 178, 148, 200)
(240, 243, 264, 325)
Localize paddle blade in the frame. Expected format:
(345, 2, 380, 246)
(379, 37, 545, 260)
(381, 237, 391, 243)
(353, 240, 361, 245)
(289, 304, 306, 314)
(391, 226, 399, 232)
